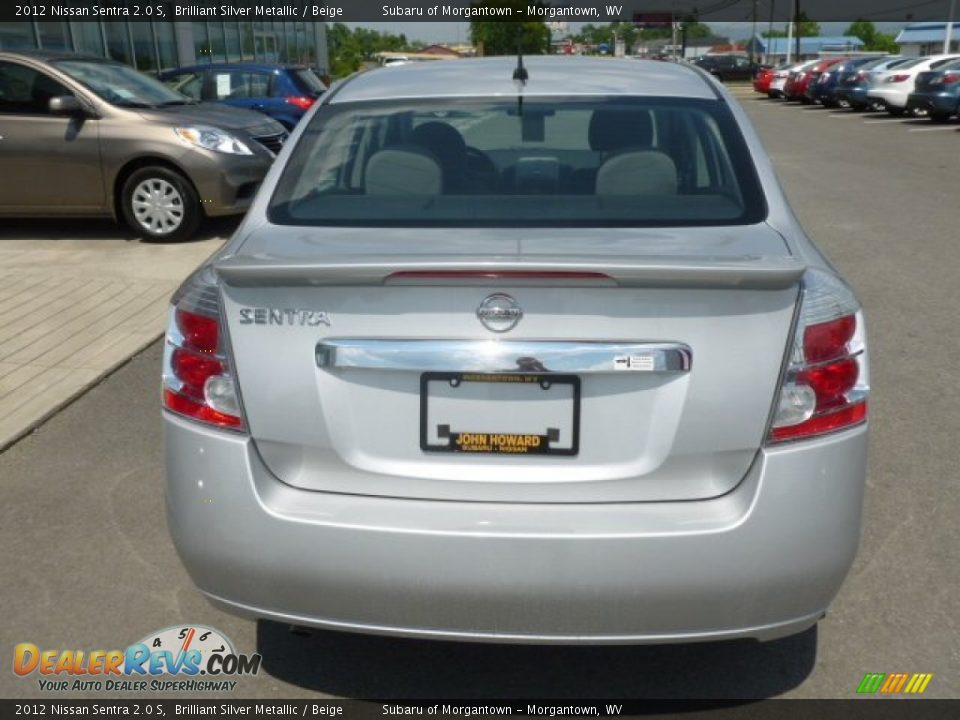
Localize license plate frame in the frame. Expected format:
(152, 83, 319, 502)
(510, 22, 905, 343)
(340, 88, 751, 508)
(419, 372, 580, 456)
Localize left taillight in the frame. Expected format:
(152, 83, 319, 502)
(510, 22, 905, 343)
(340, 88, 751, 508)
(162, 267, 245, 431)
(767, 270, 869, 444)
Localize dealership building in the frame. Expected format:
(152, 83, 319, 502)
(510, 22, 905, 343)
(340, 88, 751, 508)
(0, 15, 329, 76)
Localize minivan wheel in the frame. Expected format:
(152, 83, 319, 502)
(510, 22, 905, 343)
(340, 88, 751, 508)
(121, 166, 201, 242)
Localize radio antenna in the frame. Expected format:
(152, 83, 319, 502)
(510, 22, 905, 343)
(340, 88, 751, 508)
(513, 43, 528, 115)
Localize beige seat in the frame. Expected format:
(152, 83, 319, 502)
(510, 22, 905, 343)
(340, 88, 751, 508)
(595, 150, 679, 196)
(365, 147, 442, 195)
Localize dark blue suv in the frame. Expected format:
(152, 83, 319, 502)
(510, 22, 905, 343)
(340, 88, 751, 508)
(159, 63, 326, 129)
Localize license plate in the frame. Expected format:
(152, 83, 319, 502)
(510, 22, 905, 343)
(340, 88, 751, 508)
(420, 373, 580, 456)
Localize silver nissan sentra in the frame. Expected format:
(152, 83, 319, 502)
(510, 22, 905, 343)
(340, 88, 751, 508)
(163, 57, 869, 644)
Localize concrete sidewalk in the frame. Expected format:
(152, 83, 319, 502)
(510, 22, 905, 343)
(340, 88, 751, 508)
(0, 219, 231, 450)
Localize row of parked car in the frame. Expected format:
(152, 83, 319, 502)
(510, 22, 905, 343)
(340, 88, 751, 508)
(753, 53, 960, 122)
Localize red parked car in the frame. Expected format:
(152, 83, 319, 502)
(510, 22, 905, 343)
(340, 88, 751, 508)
(787, 57, 848, 103)
(754, 65, 776, 94)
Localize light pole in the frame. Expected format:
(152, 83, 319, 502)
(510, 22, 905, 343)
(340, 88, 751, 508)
(786, 15, 793, 63)
(945, 0, 957, 54)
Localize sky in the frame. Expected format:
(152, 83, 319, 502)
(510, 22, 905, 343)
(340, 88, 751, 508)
(346, 21, 907, 44)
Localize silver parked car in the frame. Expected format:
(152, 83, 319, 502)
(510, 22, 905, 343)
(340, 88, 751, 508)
(164, 57, 869, 644)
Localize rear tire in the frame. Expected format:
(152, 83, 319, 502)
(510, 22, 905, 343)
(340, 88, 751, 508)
(887, 106, 906, 117)
(121, 166, 202, 242)
(929, 111, 951, 123)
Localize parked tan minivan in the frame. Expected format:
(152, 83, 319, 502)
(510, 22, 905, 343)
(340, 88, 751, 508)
(0, 51, 288, 241)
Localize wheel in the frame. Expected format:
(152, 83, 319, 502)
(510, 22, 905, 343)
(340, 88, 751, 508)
(930, 112, 951, 123)
(887, 106, 906, 117)
(121, 166, 202, 242)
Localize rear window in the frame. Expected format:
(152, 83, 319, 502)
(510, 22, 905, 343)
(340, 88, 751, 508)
(896, 58, 926, 70)
(268, 97, 767, 228)
(291, 68, 327, 96)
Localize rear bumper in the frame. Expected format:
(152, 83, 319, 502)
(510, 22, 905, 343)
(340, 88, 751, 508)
(906, 92, 959, 114)
(845, 86, 871, 106)
(165, 415, 867, 645)
(867, 86, 909, 108)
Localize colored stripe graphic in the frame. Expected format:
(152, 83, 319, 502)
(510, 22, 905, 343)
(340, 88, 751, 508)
(858, 672, 933, 694)
(904, 674, 934, 694)
(857, 673, 886, 694)
(880, 673, 909, 693)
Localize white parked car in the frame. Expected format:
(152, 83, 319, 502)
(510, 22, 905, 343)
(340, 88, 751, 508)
(867, 54, 960, 115)
(768, 59, 818, 98)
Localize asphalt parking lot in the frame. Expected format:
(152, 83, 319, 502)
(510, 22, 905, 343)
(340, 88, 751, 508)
(1, 90, 958, 702)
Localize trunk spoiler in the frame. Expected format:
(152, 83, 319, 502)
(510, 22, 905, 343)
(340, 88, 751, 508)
(215, 254, 806, 290)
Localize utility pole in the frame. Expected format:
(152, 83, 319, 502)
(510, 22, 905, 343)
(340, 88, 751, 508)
(786, 15, 793, 63)
(794, 0, 801, 63)
(945, 0, 957, 54)
(767, 0, 775, 64)
(750, 0, 758, 63)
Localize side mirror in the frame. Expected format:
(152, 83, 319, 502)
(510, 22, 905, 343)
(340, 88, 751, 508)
(49, 96, 86, 116)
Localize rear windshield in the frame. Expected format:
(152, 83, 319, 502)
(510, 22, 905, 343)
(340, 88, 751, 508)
(268, 97, 766, 228)
(291, 68, 327, 96)
(895, 58, 926, 70)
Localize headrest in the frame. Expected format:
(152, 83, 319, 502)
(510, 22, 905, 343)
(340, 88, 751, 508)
(365, 147, 442, 195)
(588, 110, 654, 153)
(409, 122, 467, 163)
(595, 150, 678, 196)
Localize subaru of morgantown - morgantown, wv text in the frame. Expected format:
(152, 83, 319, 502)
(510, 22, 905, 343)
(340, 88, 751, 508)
(163, 57, 870, 644)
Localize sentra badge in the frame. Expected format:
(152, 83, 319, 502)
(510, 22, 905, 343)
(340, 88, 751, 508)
(239, 308, 330, 327)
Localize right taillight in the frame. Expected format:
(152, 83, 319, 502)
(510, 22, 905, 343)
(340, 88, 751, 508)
(887, 74, 910, 83)
(162, 266, 246, 431)
(767, 270, 869, 444)
(942, 73, 960, 85)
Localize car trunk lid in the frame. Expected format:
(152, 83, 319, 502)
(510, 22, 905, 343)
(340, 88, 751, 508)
(218, 224, 802, 503)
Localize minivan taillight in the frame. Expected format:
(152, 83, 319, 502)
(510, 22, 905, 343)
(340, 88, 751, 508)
(163, 268, 245, 431)
(767, 270, 869, 443)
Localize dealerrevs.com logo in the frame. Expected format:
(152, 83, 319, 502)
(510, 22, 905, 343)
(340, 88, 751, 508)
(14, 625, 261, 692)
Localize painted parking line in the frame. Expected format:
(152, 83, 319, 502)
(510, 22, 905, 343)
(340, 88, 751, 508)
(908, 124, 960, 132)
(863, 117, 915, 124)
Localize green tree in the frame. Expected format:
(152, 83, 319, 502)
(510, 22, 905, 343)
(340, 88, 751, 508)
(763, 13, 821, 38)
(573, 21, 714, 54)
(845, 19, 900, 52)
(683, 21, 714, 40)
(572, 22, 638, 52)
(470, 1, 551, 55)
(327, 23, 426, 77)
